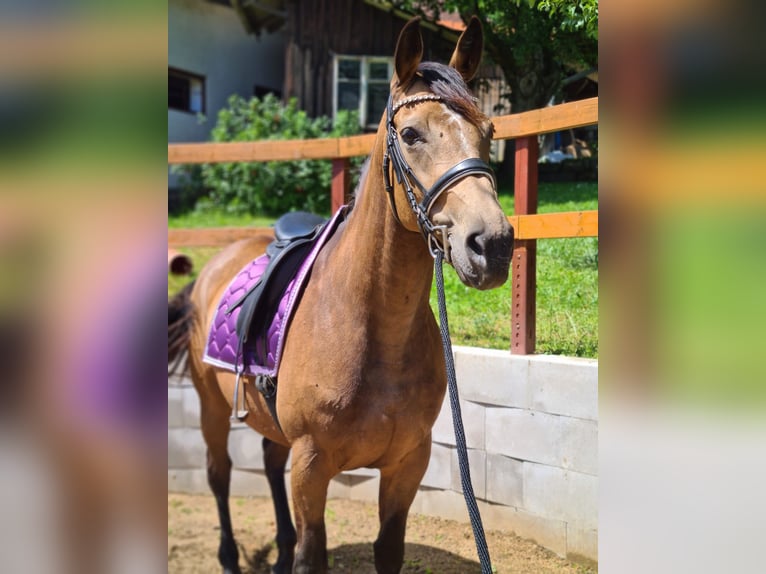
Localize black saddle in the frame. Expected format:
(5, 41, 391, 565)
(273, 211, 326, 243)
(227, 211, 328, 350)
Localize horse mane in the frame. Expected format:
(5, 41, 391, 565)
(415, 62, 490, 133)
(348, 156, 371, 210)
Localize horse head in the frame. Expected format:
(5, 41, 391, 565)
(384, 16, 514, 290)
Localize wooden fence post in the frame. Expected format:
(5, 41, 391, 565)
(511, 136, 538, 354)
(331, 158, 350, 213)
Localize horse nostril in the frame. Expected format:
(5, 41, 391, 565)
(466, 232, 484, 257)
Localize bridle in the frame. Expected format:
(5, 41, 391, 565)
(382, 93, 497, 262)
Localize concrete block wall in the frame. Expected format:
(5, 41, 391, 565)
(168, 347, 598, 563)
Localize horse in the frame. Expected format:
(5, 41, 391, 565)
(168, 16, 514, 574)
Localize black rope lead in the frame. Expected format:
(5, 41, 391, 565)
(434, 251, 493, 574)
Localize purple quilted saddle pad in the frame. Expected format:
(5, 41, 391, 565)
(203, 208, 345, 377)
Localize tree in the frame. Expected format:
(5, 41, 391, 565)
(397, 0, 597, 112)
(396, 0, 597, 180)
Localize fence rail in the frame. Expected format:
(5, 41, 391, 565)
(167, 98, 597, 165)
(168, 97, 599, 354)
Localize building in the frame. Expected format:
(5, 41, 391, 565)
(168, 0, 286, 190)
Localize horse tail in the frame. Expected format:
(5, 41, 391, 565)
(168, 280, 196, 377)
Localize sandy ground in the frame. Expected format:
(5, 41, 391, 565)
(169, 493, 595, 573)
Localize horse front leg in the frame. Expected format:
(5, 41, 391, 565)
(290, 438, 333, 574)
(262, 437, 296, 574)
(374, 437, 432, 574)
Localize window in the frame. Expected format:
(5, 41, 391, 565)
(254, 85, 282, 100)
(333, 56, 392, 129)
(168, 68, 205, 114)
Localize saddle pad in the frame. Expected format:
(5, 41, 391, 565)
(202, 208, 346, 377)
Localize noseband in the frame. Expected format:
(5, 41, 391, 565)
(382, 93, 496, 261)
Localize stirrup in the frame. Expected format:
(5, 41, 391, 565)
(230, 371, 249, 422)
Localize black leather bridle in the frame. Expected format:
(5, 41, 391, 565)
(382, 93, 497, 262)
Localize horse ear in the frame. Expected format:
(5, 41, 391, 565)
(449, 15, 484, 82)
(394, 17, 423, 88)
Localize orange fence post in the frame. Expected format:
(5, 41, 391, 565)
(331, 158, 350, 213)
(511, 136, 538, 354)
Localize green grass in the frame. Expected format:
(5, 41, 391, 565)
(168, 181, 597, 357)
(429, 182, 598, 356)
(168, 210, 274, 228)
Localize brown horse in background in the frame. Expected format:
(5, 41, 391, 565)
(169, 17, 513, 574)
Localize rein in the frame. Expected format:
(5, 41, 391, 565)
(382, 94, 496, 262)
(383, 93, 494, 573)
(434, 250, 493, 574)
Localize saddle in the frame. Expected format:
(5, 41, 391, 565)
(203, 208, 347, 426)
(227, 211, 327, 353)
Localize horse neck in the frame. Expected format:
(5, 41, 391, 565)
(334, 130, 435, 338)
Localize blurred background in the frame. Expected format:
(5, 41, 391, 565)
(599, 0, 766, 572)
(0, 0, 764, 572)
(0, 1, 167, 572)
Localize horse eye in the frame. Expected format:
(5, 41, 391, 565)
(399, 127, 421, 146)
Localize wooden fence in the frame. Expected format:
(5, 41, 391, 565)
(168, 97, 598, 354)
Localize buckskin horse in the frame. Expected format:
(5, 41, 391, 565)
(168, 16, 514, 574)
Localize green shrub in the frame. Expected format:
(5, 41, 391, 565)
(169, 163, 208, 216)
(175, 94, 362, 216)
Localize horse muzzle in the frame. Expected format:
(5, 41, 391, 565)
(449, 219, 514, 290)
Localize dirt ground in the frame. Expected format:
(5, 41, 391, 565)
(169, 493, 595, 573)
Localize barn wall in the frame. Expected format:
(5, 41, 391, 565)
(168, 347, 598, 564)
(168, 0, 286, 188)
(283, 0, 467, 119)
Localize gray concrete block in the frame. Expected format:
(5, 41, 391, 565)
(168, 468, 208, 494)
(411, 487, 472, 523)
(485, 453, 523, 507)
(460, 400, 486, 450)
(182, 385, 202, 428)
(431, 396, 486, 450)
(230, 468, 272, 497)
(479, 501, 568, 558)
(421, 443, 453, 490)
(450, 448, 486, 500)
(453, 346, 529, 408)
(560, 418, 598, 475)
(348, 474, 380, 503)
(340, 466, 378, 479)
(485, 407, 597, 474)
(566, 523, 598, 563)
(168, 428, 207, 469)
(431, 398, 453, 445)
(168, 373, 193, 388)
(527, 355, 598, 421)
(229, 419, 249, 430)
(328, 475, 351, 500)
(168, 386, 184, 429)
(228, 427, 266, 470)
(485, 407, 562, 467)
(523, 463, 597, 529)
